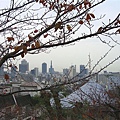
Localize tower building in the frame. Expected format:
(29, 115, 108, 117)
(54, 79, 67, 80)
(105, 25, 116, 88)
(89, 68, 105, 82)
(80, 65, 88, 77)
(69, 65, 76, 78)
(49, 61, 54, 74)
(19, 59, 29, 73)
(42, 62, 47, 74)
(31, 67, 39, 77)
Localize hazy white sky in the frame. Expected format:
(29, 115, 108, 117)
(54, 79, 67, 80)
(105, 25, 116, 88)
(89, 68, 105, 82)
(18, 0, 120, 73)
(2, 0, 120, 73)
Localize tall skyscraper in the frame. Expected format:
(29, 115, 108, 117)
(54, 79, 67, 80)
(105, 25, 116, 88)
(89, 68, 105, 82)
(69, 65, 76, 78)
(80, 65, 88, 77)
(42, 62, 47, 74)
(19, 59, 29, 73)
(49, 61, 54, 74)
(80, 65, 85, 73)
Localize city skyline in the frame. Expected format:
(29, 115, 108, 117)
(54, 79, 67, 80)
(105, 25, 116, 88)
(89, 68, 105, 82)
(16, 59, 89, 73)
(15, 58, 118, 74)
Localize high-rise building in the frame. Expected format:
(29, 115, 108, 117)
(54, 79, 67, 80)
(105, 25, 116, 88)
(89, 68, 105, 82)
(63, 68, 69, 76)
(69, 65, 76, 78)
(49, 61, 54, 74)
(19, 59, 29, 73)
(34, 67, 39, 77)
(31, 67, 39, 77)
(80, 65, 88, 77)
(80, 65, 85, 73)
(42, 62, 47, 74)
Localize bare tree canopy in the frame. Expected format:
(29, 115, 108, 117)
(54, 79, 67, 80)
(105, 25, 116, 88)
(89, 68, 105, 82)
(0, 1, 120, 120)
(0, 0, 120, 68)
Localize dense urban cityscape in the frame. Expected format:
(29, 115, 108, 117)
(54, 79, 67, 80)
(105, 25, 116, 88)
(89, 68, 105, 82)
(0, 59, 120, 119)
(0, 59, 89, 83)
(0, 59, 120, 88)
(0, 0, 120, 119)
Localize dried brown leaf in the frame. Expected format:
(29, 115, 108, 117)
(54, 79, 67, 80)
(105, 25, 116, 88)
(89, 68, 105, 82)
(55, 22, 62, 32)
(67, 25, 72, 31)
(35, 41, 40, 48)
(86, 14, 91, 21)
(34, 29, 38, 33)
(97, 27, 103, 33)
(7, 37, 14, 42)
(14, 46, 21, 52)
(31, 44, 35, 49)
(44, 33, 48, 38)
(89, 13, 95, 18)
(21, 53, 24, 58)
(23, 45, 27, 54)
(79, 4, 82, 9)
(79, 20, 84, 24)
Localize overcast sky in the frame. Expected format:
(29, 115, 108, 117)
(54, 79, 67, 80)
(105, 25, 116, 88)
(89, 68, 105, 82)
(2, 0, 120, 73)
(19, 0, 119, 73)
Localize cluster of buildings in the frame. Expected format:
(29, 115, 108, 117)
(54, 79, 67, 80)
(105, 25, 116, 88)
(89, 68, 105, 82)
(18, 59, 89, 77)
(0, 59, 89, 119)
(0, 59, 120, 89)
(0, 59, 120, 119)
(0, 59, 89, 84)
(0, 59, 120, 91)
